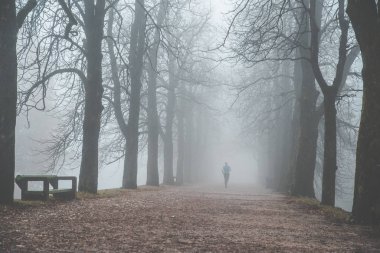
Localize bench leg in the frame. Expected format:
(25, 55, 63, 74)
(43, 179, 49, 200)
(72, 178, 77, 199)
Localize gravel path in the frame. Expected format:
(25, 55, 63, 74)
(1, 184, 379, 252)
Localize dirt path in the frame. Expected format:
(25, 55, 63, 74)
(1, 185, 379, 252)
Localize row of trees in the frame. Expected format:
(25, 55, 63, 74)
(228, 0, 380, 226)
(0, 0, 216, 204)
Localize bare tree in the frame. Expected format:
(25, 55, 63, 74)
(0, 0, 36, 204)
(146, 0, 169, 186)
(309, 0, 349, 206)
(18, 0, 108, 193)
(123, 0, 147, 189)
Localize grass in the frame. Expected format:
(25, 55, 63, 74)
(294, 197, 351, 224)
(77, 185, 164, 199)
(6, 186, 165, 205)
(0, 186, 165, 211)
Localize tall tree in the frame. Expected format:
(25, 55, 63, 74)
(291, 0, 323, 198)
(176, 87, 185, 185)
(78, 0, 106, 193)
(18, 0, 106, 193)
(347, 0, 380, 225)
(123, 0, 147, 189)
(0, 0, 36, 204)
(309, 0, 349, 206)
(146, 0, 169, 186)
(163, 52, 177, 184)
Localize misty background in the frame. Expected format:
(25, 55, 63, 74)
(12, 0, 361, 212)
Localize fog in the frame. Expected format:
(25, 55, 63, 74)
(10, 0, 364, 214)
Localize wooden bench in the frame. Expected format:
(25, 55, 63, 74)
(15, 175, 77, 201)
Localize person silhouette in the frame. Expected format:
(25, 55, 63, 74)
(222, 162, 231, 188)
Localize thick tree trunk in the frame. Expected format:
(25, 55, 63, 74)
(123, 0, 146, 189)
(276, 96, 293, 192)
(321, 91, 337, 206)
(0, 0, 17, 204)
(78, 1, 105, 193)
(292, 81, 319, 198)
(146, 85, 160, 186)
(291, 0, 322, 198)
(347, 0, 380, 225)
(146, 0, 168, 186)
(286, 50, 303, 194)
(352, 63, 380, 225)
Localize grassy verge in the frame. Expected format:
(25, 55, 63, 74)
(1, 186, 165, 209)
(293, 197, 351, 224)
(77, 185, 165, 199)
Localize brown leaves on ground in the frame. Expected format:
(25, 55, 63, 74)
(0, 185, 379, 252)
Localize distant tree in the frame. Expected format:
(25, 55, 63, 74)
(227, 0, 322, 196)
(347, 0, 380, 225)
(175, 85, 185, 185)
(161, 1, 210, 184)
(227, 0, 358, 204)
(163, 52, 178, 184)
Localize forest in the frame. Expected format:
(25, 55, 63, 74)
(1, 0, 380, 252)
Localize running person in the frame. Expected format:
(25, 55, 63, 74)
(222, 162, 231, 188)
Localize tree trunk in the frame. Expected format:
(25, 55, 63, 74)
(123, 0, 146, 189)
(347, 0, 380, 225)
(0, 0, 17, 204)
(163, 55, 177, 185)
(146, 0, 168, 186)
(184, 95, 193, 184)
(352, 63, 380, 225)
(78, 1, 105, 193)
(321, 91, 337, 206)
(192, 104, 204, 183)
(276, 78, 294, 192)
(291, 0, 322, 198)
(292, 80, 319, 198)
(286, 49, 303, 194)
(176, 97, 185, 185)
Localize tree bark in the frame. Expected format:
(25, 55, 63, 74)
(276, 64, 294, 192)
(146, 0, 168, 186)
(123, 0, 146, 189)
(292, 45, 319, 198)
(78, 1, 106, 193)
(292, 83, 319, 198)
(163, 55, 177, 184)
(321, 90, 337, 205)
(0, 0, 17, 204)
(292, 0, 323, 198)
(347, 0, 380, 225)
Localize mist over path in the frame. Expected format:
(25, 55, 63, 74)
(1, 185, 379, 252)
